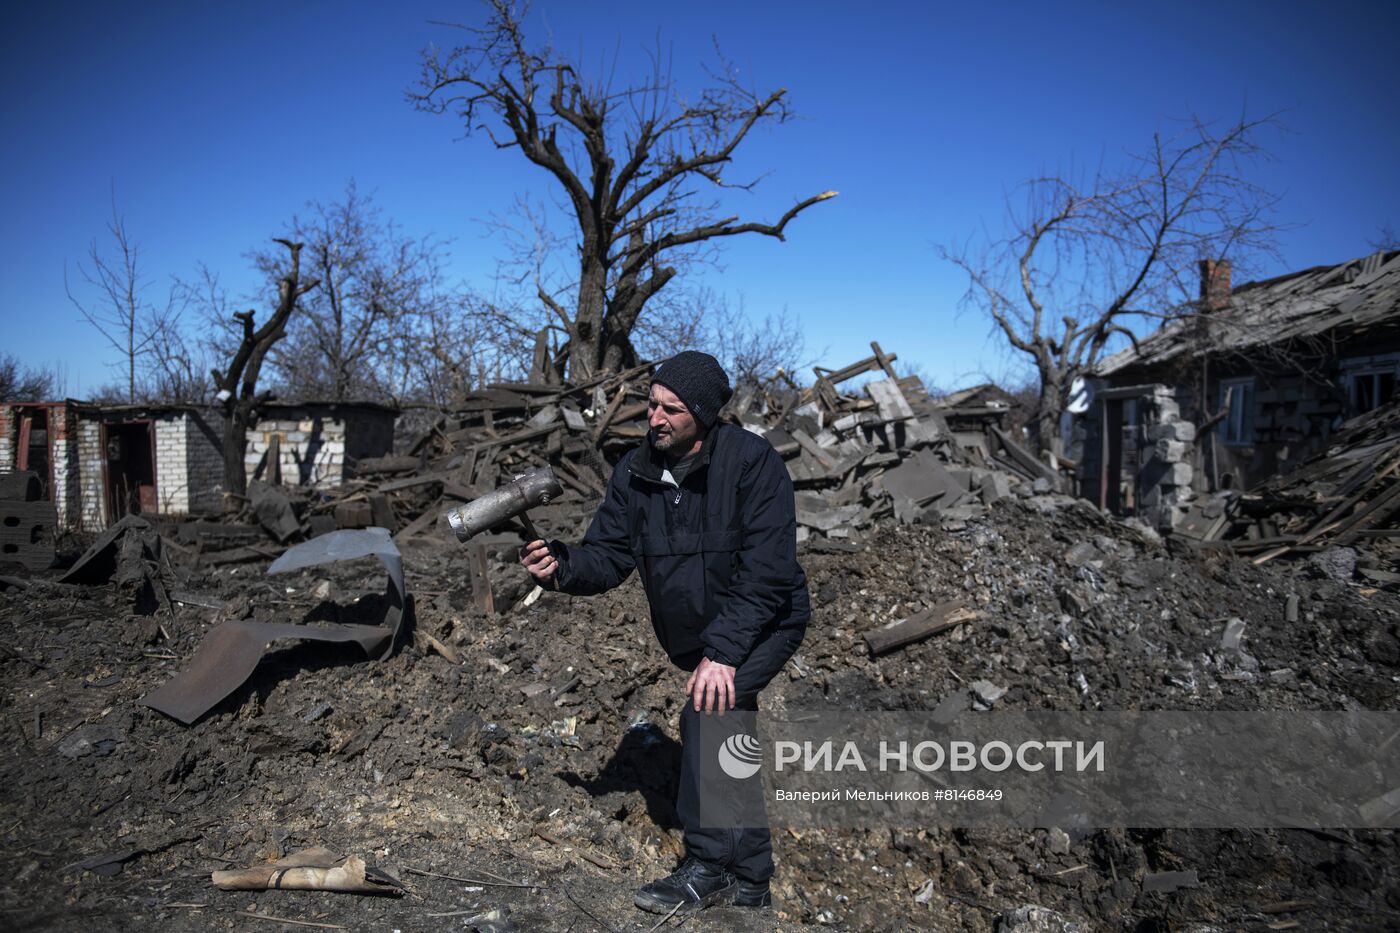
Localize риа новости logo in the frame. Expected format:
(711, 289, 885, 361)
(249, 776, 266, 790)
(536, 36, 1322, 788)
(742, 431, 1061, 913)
(718, 733, 763, 779)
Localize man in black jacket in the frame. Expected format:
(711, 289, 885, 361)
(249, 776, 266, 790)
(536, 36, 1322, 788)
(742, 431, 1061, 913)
(520, 350, 809, 913)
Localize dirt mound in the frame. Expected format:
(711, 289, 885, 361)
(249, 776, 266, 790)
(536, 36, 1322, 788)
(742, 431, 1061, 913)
(2, 495, 1398, 931)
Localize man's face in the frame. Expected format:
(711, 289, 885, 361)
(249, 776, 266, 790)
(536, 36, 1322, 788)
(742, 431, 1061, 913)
(648, 383, 703, 457)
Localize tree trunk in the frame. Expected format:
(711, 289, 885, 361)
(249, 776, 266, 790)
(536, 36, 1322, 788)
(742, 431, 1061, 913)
(221, 401, 251, 500)
(568, 254, 609, 383)
(1037, 379, 1065, 459)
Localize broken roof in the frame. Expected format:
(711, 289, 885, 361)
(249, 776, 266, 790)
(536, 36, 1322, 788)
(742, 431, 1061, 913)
(1096, 249, 1400, 377)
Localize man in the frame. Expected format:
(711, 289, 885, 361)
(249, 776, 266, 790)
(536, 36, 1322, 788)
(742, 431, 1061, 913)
(520, 350, 810, 913)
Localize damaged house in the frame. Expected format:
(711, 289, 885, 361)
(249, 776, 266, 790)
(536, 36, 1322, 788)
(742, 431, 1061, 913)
(0, 400, 396, 530)
(1078, 250, 1400, 531)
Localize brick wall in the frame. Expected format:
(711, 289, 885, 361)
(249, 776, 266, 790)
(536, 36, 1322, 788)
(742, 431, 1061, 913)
(77, 420, 104, 529)
(247, 411, 347, 490)
(153, 415, 189, 515)
(0, 404, 14, 473)
(186, 409, 225, 513)
(50, 406, 81, 531)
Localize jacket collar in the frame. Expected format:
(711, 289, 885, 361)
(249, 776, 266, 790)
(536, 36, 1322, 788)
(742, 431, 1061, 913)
(630, 423, 722, 484)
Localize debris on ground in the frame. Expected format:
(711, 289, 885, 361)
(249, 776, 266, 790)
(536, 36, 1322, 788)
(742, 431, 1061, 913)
(211, 846, 404, 896)
(1, 344, 1398, 931)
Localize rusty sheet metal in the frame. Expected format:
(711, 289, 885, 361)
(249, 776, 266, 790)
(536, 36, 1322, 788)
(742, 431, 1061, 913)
(141, 529, 409, 724)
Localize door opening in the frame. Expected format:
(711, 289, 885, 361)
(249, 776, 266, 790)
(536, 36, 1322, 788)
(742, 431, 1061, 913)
(104, 421, 156, 519)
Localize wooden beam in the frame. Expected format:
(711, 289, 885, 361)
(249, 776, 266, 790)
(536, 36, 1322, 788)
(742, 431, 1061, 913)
(863, 602, 976, 656)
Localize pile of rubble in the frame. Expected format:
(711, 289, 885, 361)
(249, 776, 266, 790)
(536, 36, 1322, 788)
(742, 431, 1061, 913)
(153, 343, 1066, 593)
(1175, 397, 1400, 578)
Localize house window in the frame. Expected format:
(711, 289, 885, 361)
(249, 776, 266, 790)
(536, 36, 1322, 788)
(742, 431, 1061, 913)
(1219, 378, 1255, 446)
(1345, 363, 1398, 415)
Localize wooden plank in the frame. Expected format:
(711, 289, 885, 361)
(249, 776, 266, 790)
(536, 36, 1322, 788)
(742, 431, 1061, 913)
(369, 494, 395, 530)
(863, 602, 976, 656)
(466, 422, 559, 453)
(377, 472, 446, 493)
(267, 432, 282, 485)
(393, 502, 443, 543)
(592, 384, 630, 441)
(813, 354, 887, 387)
(554, 456, 604, 496)
(1334, 482, 1400, 544)
(870, 341, 900, 381)
(791, 429, 835, 469)
(468, 543, 495, 614)
(989, 426, 1057, 483)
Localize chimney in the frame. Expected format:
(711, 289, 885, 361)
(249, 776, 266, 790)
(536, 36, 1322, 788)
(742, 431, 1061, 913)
(1199, 259, 1232, 312)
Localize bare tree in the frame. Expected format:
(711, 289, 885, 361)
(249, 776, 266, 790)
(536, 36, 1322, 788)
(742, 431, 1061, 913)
(209, 239, 319, 499)
(412, 0, 836, 383)
(255, 182, 452, 403)
(693, 291, 809, 388)
(943, 113, 1282, 456)
(0, 353, 57, 401)
(1369, 223, 1399, 252)
(65, 194, 185, 403)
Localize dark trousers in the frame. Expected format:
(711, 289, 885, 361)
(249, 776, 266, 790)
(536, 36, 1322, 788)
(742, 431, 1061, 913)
(673, 625, 804, 882)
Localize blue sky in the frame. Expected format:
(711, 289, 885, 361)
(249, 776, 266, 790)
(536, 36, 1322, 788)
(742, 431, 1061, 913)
(3, 1, 1396, 397)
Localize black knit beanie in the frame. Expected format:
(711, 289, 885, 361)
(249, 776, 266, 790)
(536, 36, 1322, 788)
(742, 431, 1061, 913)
(651, 351, 733, 428)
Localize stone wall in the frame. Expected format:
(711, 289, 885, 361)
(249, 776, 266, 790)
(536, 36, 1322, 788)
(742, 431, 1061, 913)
(1137, 388, 1196, 532)
(1078, 384, 1196, 532)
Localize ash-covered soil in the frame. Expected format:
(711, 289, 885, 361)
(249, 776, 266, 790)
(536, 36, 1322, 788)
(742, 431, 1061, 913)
(2, 495, 1399, 932)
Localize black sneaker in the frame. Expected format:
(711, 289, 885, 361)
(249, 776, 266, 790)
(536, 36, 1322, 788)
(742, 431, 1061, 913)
(634, 858, 738, 913)
(732, 878, 772, 908)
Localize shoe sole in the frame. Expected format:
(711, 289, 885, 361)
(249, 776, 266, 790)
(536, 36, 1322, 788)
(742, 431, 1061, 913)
(633, 882, 739, 914)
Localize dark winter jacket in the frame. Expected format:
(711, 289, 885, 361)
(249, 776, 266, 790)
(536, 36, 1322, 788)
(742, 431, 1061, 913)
(551, 423, 810, 664)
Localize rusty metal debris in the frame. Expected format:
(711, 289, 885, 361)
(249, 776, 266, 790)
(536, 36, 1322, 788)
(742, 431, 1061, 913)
(140, 528, 409, 724)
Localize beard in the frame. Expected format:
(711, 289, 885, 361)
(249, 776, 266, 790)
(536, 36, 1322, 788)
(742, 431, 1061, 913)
(649, 427, 678, 451)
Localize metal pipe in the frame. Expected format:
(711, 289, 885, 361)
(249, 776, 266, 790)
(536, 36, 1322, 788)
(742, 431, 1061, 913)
(445, 466, 563, 542)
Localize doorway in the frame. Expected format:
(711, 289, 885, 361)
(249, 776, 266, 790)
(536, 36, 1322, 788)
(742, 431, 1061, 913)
(103, 421, 156, 520)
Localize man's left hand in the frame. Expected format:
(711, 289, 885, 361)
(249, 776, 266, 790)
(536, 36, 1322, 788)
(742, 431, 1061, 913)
(686, 657, 736, 714)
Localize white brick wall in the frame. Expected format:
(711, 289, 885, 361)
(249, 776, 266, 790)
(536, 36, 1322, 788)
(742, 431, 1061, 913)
(246, 415, 348, 489)
(77, 420, 105, 530)
(0, 405, 14, 472)
(52, 443, 71, 529)
(154, 415, 188, 515)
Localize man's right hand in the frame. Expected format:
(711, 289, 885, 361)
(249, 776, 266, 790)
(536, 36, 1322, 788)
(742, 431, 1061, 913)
(519, 539, 558, 588)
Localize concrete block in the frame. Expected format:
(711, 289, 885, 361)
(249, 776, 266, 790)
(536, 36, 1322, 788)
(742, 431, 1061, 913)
(979, 471, 1012, 504)
(1165, 462, 1192, 486)
(1153, 421, 1197, 443)
(1154, 438, 1188, 462)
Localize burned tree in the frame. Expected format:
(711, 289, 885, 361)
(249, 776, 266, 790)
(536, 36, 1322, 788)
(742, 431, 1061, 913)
(413, 0, 835, 383)
(944, 114, 1281, 457)
(210, 239, 319, 499)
